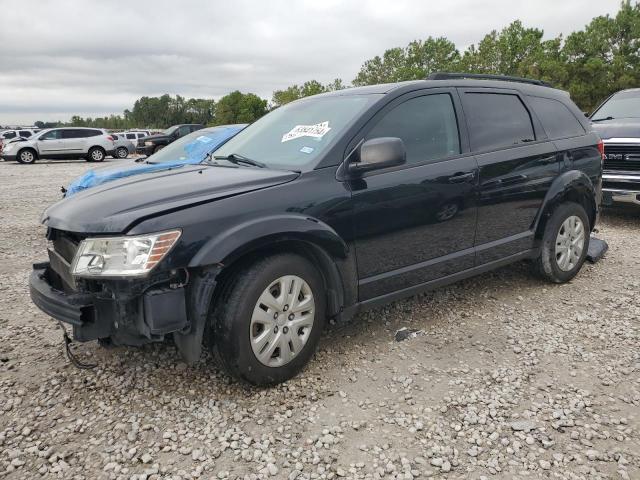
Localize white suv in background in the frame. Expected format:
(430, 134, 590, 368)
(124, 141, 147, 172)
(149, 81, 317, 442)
(1, 128, 39, 141)
(0, 127, 115, 164)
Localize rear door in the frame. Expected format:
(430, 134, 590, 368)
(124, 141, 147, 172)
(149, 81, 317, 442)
(60, 129, 86, 154)
(350, 89, 479, 300)
(459, 88, 559, 264)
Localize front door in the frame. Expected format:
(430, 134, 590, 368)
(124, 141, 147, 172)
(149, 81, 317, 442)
(37, 129, 64, 156)
(349, 90, 478, 300)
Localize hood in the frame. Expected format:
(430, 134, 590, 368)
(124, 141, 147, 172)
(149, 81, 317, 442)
(44, 165, 299, 233)
(140, 134, 169, 142)
(591, 117, 640, 140)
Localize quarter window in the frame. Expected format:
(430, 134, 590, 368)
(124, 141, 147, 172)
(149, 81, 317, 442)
(126, 133, 135, 140)
(18, 131, 32, 138)
(366, 94, 461, 165)
(2, 131, 16, 139)
(528, 96, 585, 139)
(462, 93, 535, 152)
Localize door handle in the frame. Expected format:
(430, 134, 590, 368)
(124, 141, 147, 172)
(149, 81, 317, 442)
(448, 172, 475, 183)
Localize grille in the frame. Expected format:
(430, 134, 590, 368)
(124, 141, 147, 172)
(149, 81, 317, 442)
(52, 231, 80, 263)
(603, 144, 640, 172)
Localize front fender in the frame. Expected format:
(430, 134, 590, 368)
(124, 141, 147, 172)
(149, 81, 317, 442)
(188, 214, 349, 268)
(533, 169, 597, 236)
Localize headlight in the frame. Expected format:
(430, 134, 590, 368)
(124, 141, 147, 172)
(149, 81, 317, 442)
(72, 230, 181, 277)
(144, 141, 154, 146)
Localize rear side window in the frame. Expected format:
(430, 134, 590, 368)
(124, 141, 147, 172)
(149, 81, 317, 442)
(2, 131, 16, 139)
(19, 131, 32, 138)
(462, 93, 535, 152)
(528, 96, 585, 139)
(367, 94, 460, 165)
(87, 129, 102, 137)
(126, 133, 135, 140)
(62, 129, 84, 139)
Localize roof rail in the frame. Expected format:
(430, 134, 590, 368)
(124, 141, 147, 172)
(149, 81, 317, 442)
(427, 72, 552, 87)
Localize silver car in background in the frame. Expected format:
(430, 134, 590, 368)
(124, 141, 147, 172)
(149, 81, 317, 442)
(110, 133, 136, 159)
(0, 127, 115, 164)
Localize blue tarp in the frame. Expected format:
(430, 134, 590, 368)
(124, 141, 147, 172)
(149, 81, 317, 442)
(65, 125, 244, 197)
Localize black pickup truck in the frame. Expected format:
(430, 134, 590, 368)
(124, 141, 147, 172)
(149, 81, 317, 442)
(136, 124, 204, 156)
(590, 88, 640, 208)
(30, 73, 602, 385)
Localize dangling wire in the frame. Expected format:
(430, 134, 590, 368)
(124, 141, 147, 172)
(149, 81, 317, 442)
(58, 321, 97, 370)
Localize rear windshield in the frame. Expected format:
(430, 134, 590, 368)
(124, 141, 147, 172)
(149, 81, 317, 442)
(213, 95, 376, 170)
(592, 90, 640, 120)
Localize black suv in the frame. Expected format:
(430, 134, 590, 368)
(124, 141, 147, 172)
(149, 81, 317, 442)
(136, 124, 204, 156)
(590, 88, 640, 208)
(30, 74, 602, 385)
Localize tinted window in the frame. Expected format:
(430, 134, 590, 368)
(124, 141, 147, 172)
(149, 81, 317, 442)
(177, 126, 191, 137)
(40, 130, 62, 140)
(2, 131, 16, 139)
(463, 93, 535, 152)
(111, 134, 120, 139)
(18, 131, 32, 138)
(62, 129, 85, 139)
(367, 94, 460, 165)
(87, 129, 102, 137)
(126, 133, 135, 139)
(528, 96, 585, 139)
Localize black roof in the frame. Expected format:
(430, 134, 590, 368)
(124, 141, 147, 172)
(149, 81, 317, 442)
(320, 77, 568, 100)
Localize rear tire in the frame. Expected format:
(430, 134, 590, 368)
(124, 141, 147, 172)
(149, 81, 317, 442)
(208, 254, 326, 386)
(17, 148, 37, 164)
(532, 202, 590, 283)
(87, 147, 105, 162)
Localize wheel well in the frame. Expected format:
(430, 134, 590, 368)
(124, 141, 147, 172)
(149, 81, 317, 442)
(89, 146, 105, 152)
(536, 187, 596, 238)
(17, 147, 38, 159)
(211, 240, 344, 319)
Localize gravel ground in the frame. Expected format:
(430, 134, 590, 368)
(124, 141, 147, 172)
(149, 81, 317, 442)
(0, 159, 638, 480)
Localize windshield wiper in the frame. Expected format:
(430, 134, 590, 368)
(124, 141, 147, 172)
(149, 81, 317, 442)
(212, 153, 266, 168)
(591, 116, 615, 122)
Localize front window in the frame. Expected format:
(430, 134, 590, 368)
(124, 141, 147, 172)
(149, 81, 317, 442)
(592, 90, 640, 120)
(213, 95, 377, 170)
(163, 126, 179, 136)
(39, 129, 62, 140)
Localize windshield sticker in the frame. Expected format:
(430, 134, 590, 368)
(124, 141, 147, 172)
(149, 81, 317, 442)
(281, 121, 331, 143)
(300, 146, 314, 154)
(195, 136, 213, 143)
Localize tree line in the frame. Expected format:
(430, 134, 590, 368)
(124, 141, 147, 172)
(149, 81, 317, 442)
(31, 1, 639, 130)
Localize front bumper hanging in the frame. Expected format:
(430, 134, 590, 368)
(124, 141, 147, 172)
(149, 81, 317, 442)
(29, 261, 189, 345)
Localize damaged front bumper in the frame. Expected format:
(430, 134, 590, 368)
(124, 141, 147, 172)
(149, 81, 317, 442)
(29, 261, 194, 347)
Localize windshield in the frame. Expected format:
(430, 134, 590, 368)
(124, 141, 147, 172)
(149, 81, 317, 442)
(163, 125, 179, 136)
(213, 95, 376, 170)
(592, 90, 640, 120)
(146, 125, 244, 164)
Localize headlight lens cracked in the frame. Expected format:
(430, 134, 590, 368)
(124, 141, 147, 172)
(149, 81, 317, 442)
(72, 230, 181, 277)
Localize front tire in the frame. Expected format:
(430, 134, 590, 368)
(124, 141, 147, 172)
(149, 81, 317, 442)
(17, 148, 37, 164)
(533, 202, 590, 283)
(115, 147, 129, 159)
(209, 254, 326, 386)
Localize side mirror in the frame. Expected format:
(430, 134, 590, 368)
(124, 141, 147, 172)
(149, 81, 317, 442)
(583, 111, 590, 117)
(348, 137, 406, 175)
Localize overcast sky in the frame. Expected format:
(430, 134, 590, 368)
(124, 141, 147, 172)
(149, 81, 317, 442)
(0, 0, 623, 125)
